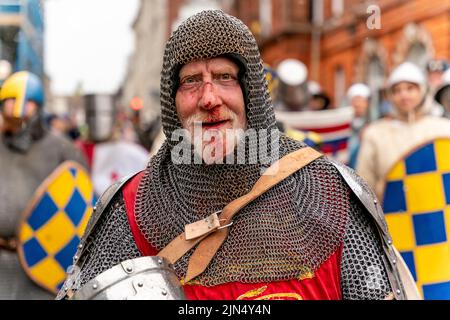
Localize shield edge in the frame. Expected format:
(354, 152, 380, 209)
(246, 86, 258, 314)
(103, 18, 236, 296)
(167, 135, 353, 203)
(16, 160, 92, 294)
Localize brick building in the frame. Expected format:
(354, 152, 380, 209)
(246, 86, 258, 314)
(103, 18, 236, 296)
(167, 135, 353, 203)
(167, 0, 449, 109)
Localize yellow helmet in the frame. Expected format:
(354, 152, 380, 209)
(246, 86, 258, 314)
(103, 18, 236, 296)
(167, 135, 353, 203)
(0, 71, 44, 118)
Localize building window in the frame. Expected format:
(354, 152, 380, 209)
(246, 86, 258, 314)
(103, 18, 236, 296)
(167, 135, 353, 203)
(334, 65, 345, 107)
(366, 57, 385, 120)
(259, 0, 272, 37)
(406, 42, 428, 71)
(312, 0, 324, 26)
(331, 0, 344, 17)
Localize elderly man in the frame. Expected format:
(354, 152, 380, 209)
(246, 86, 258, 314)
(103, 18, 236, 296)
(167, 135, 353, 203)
(58, 10, 413, 300)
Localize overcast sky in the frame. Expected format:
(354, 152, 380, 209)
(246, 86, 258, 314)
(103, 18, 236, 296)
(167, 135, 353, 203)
(44, 0, 140, 96)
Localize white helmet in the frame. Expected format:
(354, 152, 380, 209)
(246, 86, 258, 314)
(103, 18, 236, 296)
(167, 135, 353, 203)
(307, 81, 322, 95)
(441, 68, 450, 86)
(277, 59, 308, 86)
(387, 62, 426, 88)
(347, 83, 371, 100)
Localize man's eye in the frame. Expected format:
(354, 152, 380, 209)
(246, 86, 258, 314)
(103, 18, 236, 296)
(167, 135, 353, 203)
(182, 77, 197, 84)
(220, 73, 233, 80)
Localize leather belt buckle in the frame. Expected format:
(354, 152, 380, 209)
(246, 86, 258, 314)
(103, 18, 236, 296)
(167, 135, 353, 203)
(184, 211, 222, 240)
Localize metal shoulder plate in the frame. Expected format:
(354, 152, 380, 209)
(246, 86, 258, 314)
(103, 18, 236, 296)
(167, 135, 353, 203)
(329, 160, 408, 300)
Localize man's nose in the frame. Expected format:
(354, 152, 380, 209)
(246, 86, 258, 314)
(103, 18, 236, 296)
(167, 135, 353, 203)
(198, 82, 221, 110)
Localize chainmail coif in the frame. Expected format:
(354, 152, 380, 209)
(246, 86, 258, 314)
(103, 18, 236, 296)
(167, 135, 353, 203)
(134, 10, 351, 286)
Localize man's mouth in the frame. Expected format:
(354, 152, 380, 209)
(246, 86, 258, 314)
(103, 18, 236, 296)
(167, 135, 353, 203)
(201, 119, 229, 129)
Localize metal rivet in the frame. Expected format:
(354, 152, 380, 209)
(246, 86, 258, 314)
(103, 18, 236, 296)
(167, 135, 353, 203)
(74, 255, 78, 260)
(396, 289, 401, 295)
(78, 244, 83, 249)
(93, 206, 97, 211)
(388, 239, 392, 245)
(126, 266, 133, 272)
(373, 199, 378, 204)
(137, 282, 143, 288)
(161, 289, 167, 296)
(158, 259, 163, 265)
(64, 286, 68, 292)
(92, 284, 98, 290)
(392, 259, 397, 264)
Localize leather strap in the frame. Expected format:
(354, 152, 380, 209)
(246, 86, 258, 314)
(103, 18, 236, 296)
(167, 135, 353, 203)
(157, 146, 323, 282)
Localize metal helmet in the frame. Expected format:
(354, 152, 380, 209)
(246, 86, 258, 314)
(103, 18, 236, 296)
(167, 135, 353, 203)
(347, 83, 371, 100)
(387, 62, 426, 88)
(276, 58, 310, 110)
(426, 59, 449, 73)
(0, 71, 44, 118)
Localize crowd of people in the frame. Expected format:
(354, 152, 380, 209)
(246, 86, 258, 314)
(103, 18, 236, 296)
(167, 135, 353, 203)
(1, 9, 450, 301)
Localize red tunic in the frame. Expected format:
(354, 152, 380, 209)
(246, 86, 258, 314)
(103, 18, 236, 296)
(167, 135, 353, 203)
(122, 172, 342, 300)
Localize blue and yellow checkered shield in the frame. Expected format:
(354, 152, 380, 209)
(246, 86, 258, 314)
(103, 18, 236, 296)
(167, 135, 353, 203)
(17, 161, 95, 294)
(382, 138, 450, 300)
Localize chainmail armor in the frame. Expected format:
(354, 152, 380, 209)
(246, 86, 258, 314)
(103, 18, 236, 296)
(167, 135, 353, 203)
(73, 194, 141, 289)
(63, 168, 392, 299)
(341, 192, 391, 299)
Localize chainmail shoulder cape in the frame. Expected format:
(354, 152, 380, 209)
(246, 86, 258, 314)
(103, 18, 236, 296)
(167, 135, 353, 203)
(58, 10, 392, 299)
(57, 154, 392, 299)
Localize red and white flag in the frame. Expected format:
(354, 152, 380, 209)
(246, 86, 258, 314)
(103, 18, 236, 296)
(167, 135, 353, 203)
(275, 106, 354, 164)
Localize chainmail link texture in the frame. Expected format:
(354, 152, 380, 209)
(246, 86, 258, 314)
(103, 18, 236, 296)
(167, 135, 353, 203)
(59, 162, 392, 299)
(341, 192, 392, 299)
(74, 194, 141, 289)
(136, 136, 353, 285)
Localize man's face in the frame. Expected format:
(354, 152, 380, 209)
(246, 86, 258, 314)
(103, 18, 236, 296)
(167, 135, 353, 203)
(351, 96, 369, 118)
(390, 82, 422, 115)
(175, 57, 247, 164)
(1, 99, 38, 133)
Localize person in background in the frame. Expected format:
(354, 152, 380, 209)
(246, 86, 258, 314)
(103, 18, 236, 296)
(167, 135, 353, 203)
(0, 71, 87, 299)
(46, 113, 69, 137)
(346, 83, 371, 168)
(357, 62, 450, 199)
